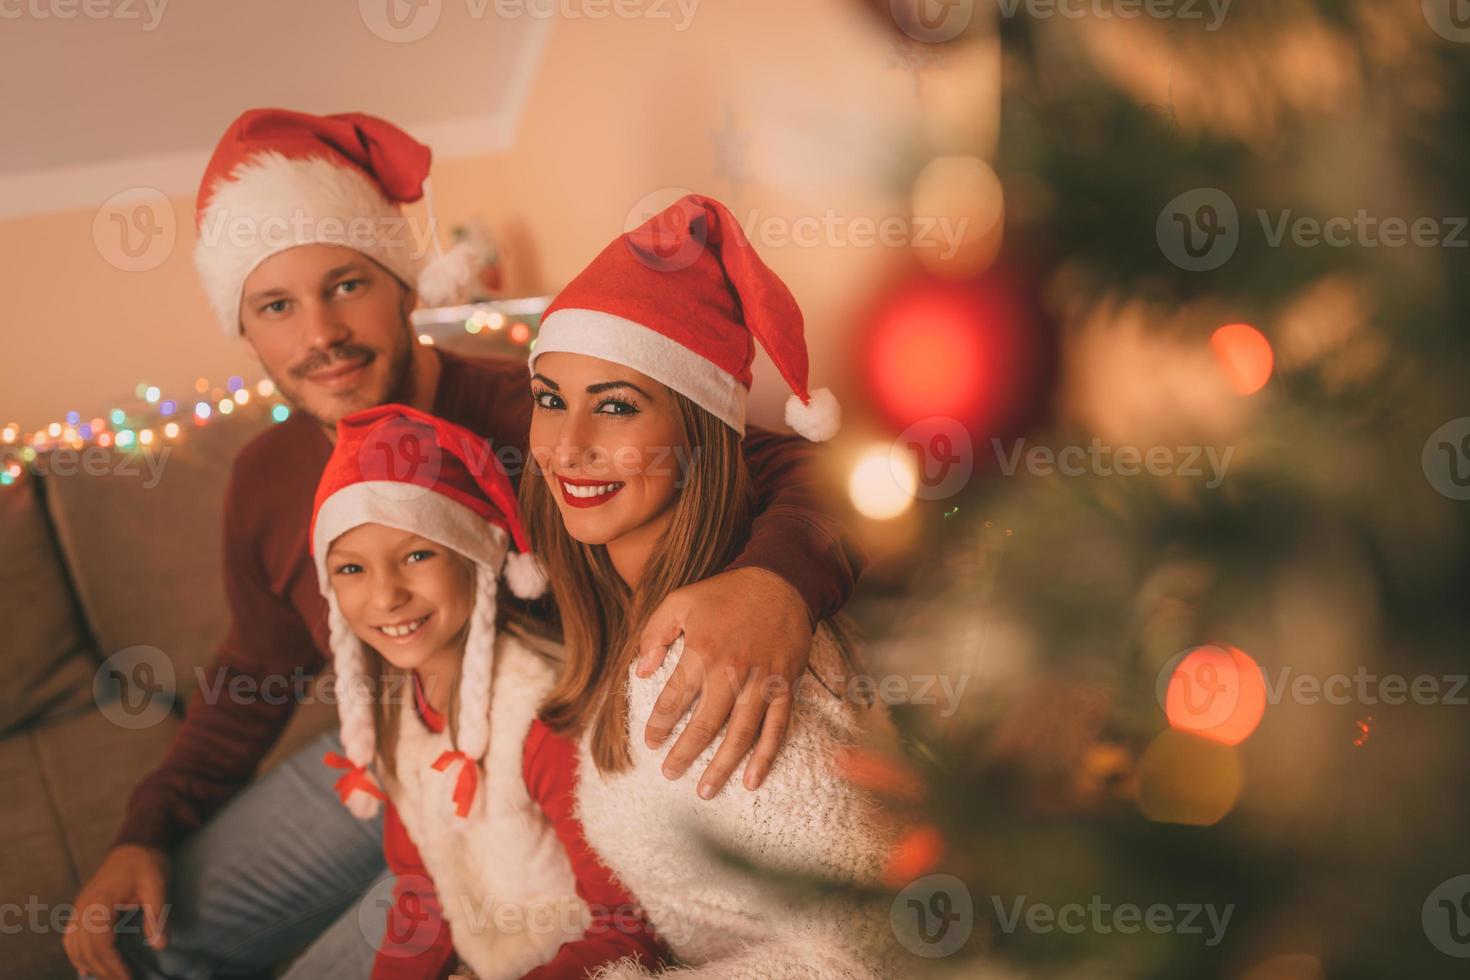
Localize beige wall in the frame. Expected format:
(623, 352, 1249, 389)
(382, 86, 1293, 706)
(1, 1, 996, 434)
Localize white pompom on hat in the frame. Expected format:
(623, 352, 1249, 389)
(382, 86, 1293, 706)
(311, 403, 546, 820)
(193, 107, 481, 334)
(531, 193, 840, 441)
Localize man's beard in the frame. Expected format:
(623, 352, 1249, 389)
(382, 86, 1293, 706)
(266, 313, 417, 428)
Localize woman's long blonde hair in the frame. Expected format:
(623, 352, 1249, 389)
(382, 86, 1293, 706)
(521, 390, 752, 774)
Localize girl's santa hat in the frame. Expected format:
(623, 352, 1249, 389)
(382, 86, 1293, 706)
(531, 193, 840, 442)
(310, 403, 546, 820)
(194, 107, 485, 334)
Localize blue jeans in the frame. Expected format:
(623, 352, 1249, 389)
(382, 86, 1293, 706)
(111, 730, 388, 979)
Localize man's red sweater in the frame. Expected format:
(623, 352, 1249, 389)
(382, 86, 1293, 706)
(115, 350, 864, 849)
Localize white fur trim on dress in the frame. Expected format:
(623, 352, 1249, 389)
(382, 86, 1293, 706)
(531, 308, 748, 435)
(194, 151, 425, 334)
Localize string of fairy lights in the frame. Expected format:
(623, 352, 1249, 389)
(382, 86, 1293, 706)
(0, 306, 541, 489)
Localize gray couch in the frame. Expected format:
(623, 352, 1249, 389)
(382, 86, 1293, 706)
(4, 401, 338, 977)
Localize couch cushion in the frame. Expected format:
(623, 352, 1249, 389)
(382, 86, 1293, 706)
(42, 406, 273, 701)
(31, 706, 181, 882)
(0, 728, 82, 979)
(0, 708, 180, 979)
(0, 469, 98, 735)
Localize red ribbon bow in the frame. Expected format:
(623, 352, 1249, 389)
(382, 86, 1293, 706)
(323, 751, 386, 806)
(431, 750, 480, 818)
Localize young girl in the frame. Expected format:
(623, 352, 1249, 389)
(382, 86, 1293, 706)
(310, 403, 670, 979)
(518, 194, 908, 978)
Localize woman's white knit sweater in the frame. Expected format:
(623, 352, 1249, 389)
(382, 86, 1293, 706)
(576, 625, 910, 979)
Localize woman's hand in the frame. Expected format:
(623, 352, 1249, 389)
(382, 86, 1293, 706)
(638, 566, 813, 797)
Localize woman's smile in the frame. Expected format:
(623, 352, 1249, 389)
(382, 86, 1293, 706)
(558, 475, 627, 508)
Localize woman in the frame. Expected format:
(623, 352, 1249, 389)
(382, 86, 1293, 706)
(310, 403, 670, 979)
(519, 194, 907, 978)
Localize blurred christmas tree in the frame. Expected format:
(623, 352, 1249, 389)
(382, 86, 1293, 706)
(839, 2, 1470, 977)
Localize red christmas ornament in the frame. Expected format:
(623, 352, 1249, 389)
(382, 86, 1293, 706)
(858, 268, 1050, 446)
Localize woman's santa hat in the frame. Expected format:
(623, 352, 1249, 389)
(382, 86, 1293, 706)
(193, 107, 486, 334)
(531, 193, 840, 442)
(311, 403, 546, 820)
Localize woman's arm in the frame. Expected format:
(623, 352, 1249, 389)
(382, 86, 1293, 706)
(372, 801, 458, 980)
(519, 721, 673, 980)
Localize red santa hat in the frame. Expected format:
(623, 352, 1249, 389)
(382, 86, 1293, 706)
(310, 403, 546, 820)
(531, 193, 840, 441)
(193, 107, 484, 334)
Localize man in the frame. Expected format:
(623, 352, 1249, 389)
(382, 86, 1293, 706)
(63, 109, 864, 979)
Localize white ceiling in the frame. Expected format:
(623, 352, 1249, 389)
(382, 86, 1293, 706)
(0, 0, 550, 217)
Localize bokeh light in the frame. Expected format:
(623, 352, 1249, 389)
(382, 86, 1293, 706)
(1164, 644, 1267, 746)
(848, 442, 917, 520)
(1211, 322, 1274, 395)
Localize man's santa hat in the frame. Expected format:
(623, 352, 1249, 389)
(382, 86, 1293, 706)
(531, 193, 840, 441)
(311, 404, 546, 820)
(193, 107, 486, 334)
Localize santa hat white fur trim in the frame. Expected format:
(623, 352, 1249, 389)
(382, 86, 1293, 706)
(531, 308, 748, 435)
(785, 387, 841, 442)
(194, 152, 426, 335)
(502, 550, 548, 600)
(313, 482, 510, 585)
